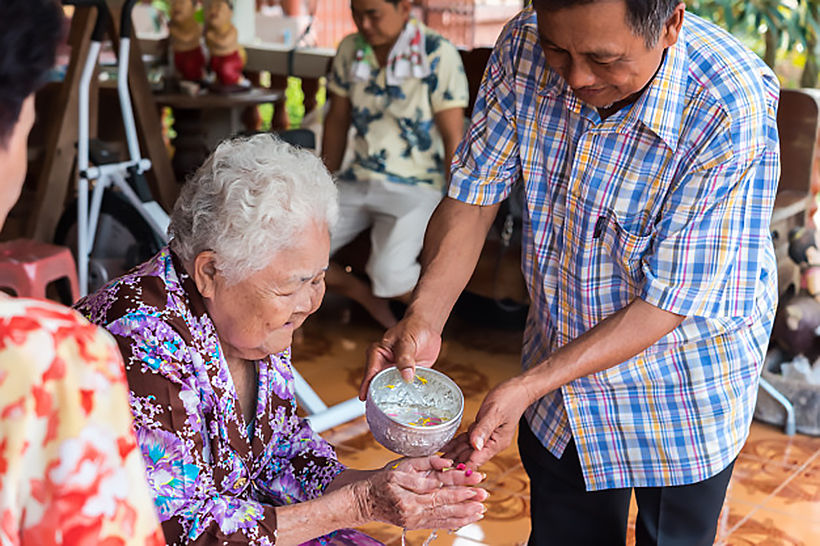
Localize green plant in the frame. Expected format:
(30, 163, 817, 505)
(687, 0, 820, 87)
(152, 0, 169, 14)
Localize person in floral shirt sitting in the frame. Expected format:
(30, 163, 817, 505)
(75, 134, 488, 546)
(321, 0, 469, 328)
(0, 1, 165, 544)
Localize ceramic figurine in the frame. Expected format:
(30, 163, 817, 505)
(169, 0, 205, 82)
(205, 0, 246, 87)
(789, 226, 820, 300)
(772, 226, 820, 361)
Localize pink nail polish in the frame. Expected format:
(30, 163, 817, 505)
(465, 468, 473, 476)
(456, 463, 466, 471)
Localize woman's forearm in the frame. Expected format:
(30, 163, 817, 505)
(325, 468, 376, 493)
(275, 458, 487, 544)
(273, 482, 370, 546)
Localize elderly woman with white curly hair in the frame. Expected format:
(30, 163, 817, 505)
(74, 134, 487, 546)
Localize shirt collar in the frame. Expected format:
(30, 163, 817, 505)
(626, 28, 687, 150)
(169, 247, 210, 318)
(535, 22, 689, 149)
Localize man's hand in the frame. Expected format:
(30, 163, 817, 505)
(443, 376, 535, 467)
(359, 315, 443, 400)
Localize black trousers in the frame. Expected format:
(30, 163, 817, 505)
(518, 418, 734, 546)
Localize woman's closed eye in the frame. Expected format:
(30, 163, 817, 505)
(273, 275, 324, 297)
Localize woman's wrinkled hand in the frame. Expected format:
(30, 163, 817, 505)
(355, 455, 487, 531)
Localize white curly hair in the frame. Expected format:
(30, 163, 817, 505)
(168, 133, 338, 283)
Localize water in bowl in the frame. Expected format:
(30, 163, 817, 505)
(379, 403, 454, 428)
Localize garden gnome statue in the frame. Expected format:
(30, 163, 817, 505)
(772, 226, 820, 361)
(205, 0, 246, 87)
(169, 0, 205, 81)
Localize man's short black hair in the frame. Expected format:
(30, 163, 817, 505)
(0, 0, 63, 147)
(532, 0, 682, 47)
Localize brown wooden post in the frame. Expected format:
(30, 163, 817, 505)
(242, 70, 263, 132)
(270, 73, 290, 130)
(301, 76, 319, 117)
(28, 8, 96, 241)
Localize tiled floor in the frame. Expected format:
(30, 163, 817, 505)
(295, 296, 820, 545)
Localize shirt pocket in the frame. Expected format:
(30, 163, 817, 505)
(591, 208, 653, 290)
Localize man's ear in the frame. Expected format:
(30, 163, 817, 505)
(661, 3, 686, 48)
(192, 251, 219, 298)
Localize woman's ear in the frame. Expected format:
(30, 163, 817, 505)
(192, 251, 219, 298)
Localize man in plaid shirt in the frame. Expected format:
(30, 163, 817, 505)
(360, 0, 780, 543)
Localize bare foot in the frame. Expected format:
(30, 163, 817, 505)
(360, 297, 398, 329)
(326, 262, 398, 328)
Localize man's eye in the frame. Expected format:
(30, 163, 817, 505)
(592, 57, 619, 66)
(544, 47, 568, 58)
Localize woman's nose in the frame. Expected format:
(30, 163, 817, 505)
(295, 284, 323, 316)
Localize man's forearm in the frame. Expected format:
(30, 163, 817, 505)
(321, 120, 347, 174)
(433, 107, 466, 184)
(518, 298, 685, 404)
(408, 197, 499, 333)
(321, 94, 351, 173)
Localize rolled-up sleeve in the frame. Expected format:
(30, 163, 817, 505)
(448, 42, 520, 206)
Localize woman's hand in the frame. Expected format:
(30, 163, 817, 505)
(353, 455, 487, 531)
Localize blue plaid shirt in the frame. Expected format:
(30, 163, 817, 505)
(449, 9, 780, 490)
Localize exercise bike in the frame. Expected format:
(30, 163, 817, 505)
(53, 0, 365, 432)
(54, 0, 168, 298)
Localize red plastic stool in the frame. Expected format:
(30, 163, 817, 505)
(0, 239, 80, 304)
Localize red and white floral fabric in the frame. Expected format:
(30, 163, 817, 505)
(0, 295, 165, 545)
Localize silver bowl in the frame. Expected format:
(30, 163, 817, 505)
(366, 367, 464, 457)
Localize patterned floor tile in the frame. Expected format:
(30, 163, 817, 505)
(720, 506, 820, 545)
(737, 422, 820, 469)
(757, 453, 820, 520)
(728, 456, 799, 505)
(300, 297, 820, 544)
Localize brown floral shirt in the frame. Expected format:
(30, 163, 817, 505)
(75, 248, 348, 545)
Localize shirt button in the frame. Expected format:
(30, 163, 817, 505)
(234, 477, 247, 489)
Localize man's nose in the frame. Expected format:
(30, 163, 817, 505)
(359, 17, 372, 33)
(564, 59, 596, 89)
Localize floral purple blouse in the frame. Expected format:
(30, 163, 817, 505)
(75, 247, 381, 546)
